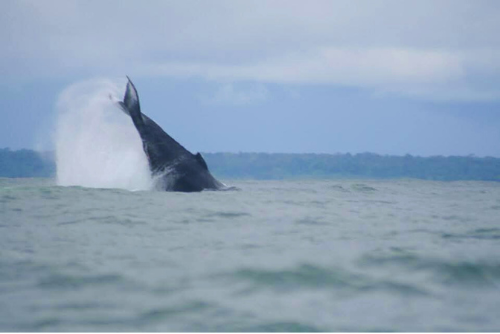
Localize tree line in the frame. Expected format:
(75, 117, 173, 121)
(1, 148, 500, 181)
(203, 152, 500, 181)
(0, 148, 55, 178)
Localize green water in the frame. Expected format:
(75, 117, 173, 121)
(1, 178, 500, 331)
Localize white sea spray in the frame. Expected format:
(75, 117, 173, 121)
(54, 78, 153, 191)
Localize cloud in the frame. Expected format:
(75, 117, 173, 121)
(2, 0, 500, 101)
(145, 47, 500, 101)
(148, 47, 462, 83)
(202, 84, 269, 106)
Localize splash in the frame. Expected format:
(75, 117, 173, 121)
(55, 78, 153, 191)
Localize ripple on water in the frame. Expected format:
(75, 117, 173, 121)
(194, 211, 251, 223)
(351, 184, 377, 192)
(58, 215, 147, 227)
(221, 263, 428, 297)
(434, 262, 500, 287)
(208, 211, 251, 219)
(359, 253, 500, 288)
(442, 227, 500, 241)
(295, 217, 329, 226)
(330, 184, 349, 192)
(38, 187, 63, 199)
(138, 301, 211, 323)
(37, 273, 129, 290)
(0, 193, 17, 203)
(238, 321, 323, 332)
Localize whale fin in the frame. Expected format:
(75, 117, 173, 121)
(195, 152, 208, 170)
(121, 76, 145, 133)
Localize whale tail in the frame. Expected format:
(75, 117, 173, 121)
(118, 76, 146, 135)
(113, 76, 225, 192)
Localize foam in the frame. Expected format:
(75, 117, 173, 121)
(54, 78, 153, 191)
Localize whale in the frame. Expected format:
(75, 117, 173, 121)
(117, 77, 225, 192)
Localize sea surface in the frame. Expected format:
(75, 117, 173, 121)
(1, 178, 500, 332)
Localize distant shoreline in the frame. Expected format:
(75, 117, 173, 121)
(1, 148, 500, 181)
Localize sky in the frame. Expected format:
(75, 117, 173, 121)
(1, 0, 500, 157)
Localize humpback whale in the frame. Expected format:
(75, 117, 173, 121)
(118, 77, 224, 192)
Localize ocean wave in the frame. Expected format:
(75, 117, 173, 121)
(351, 183, 377, 192)
(360, 253, 500, 288)
(234, 321, 323, 332)
(442, 227, 500, 240)
(220, 263, 428, 296)
(37, 273, 127, 290)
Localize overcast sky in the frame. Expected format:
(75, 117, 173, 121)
(2, 0, 500, 156)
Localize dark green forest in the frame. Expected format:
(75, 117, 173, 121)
(0, 148, 55, 178)
(1, 148, 500, 181)
(203, 152, 500, 181)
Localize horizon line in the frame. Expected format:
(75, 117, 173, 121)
(1, 147, 499, 159)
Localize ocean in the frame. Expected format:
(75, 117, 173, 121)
(1, 178, 500, 331)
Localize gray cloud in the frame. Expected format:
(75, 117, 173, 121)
(202, 83, 269, 106)
(2, 0, 500, 100)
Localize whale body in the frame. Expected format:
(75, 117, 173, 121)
(118, 77, 224, 192)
